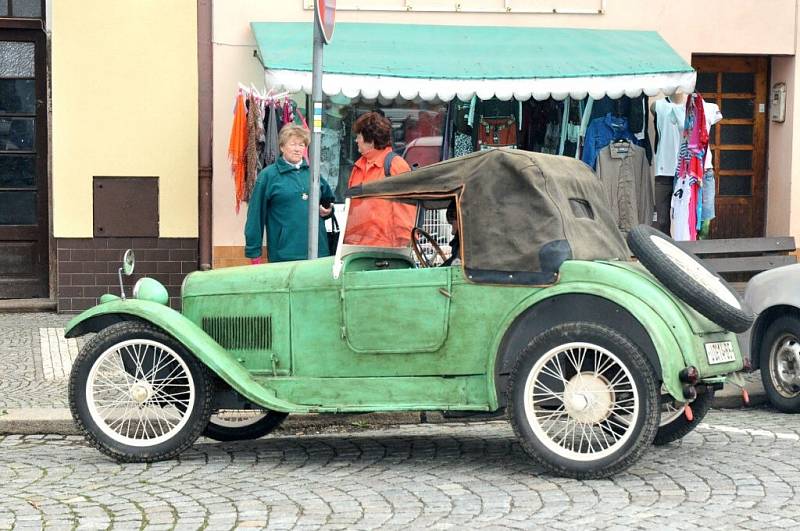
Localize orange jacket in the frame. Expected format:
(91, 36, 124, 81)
(345, 147, 416, 247)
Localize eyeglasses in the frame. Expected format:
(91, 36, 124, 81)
(285, 142, 306, 148)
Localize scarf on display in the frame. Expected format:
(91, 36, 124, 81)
(674, 93, 709, 240)
(228, 91, 248, 214)
(244, 92, 263, 203)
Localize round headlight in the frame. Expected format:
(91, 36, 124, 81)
(132, 277, 169, 305)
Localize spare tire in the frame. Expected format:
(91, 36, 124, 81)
(627, 225, 753, 333)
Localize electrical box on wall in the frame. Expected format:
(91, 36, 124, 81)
(771, 82, 787, 122)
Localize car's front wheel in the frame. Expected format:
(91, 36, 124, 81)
(508, 322, 659, 479)
(204, 409, 288, 441)
(760, 315, 800, 413)
(69, 322, 213, 462)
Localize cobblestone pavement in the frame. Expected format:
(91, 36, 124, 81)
(2, 409, 799, 530)
(0, 313, 78, 409)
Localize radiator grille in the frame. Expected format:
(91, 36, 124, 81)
(201, 315, 272, 350)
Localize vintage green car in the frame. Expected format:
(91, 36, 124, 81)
(66, 149, 753, 479)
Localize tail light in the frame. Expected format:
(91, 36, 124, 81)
(679, 366, 699, 384)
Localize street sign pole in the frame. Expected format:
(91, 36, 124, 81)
(307, 4, 324, 259)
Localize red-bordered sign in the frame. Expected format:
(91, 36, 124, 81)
(317, 0, 336, 44)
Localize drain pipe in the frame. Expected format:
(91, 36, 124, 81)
(197, 0, 213, 271)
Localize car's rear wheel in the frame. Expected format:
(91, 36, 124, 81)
(69, 322, 213, 462)
(507, 322, 659, 479)
(627, 225, 753, 333)
(760, 315, 800, 413)
(654, 386, 715, 445)
(204, 409, 288, 441)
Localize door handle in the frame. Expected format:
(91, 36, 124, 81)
(438, 288, 451, 298)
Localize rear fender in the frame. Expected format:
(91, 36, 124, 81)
(65, 299, 305, 413)
(488, 283, 692, 409)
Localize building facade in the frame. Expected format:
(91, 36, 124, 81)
(1, 0, 800, 310)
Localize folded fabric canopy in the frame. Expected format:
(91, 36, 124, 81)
(251, 22, 695, 102)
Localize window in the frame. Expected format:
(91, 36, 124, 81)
(0, 0, 44, 18)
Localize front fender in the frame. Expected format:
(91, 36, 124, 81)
(65, 299, 306, 413)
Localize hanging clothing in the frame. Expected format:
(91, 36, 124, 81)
(670, 174, 694, 241)
(671, 94, 709, 240)
(595, 142, 652, 234)
(702, 102, 723, 170)
(244, 93, 262, 203)
(454, 132, 473, 157)
(652, 98, 685, 177)
(262, 102, 279, 169)
(244, 157, 335, 262)
(228, 91, 248, 213)
(581, 113, 637, 170)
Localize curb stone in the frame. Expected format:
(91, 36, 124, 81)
(0, 391, 767, 436)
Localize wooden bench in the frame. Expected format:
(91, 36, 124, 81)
(676, 237, 797, 289)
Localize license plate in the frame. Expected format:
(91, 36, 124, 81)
(705, 341, 736, 365)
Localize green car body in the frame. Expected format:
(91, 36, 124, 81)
(66, 253, 742, 412)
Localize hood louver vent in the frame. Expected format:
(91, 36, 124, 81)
(202, 316, 272, 350)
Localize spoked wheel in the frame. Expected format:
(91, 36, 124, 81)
(654, 386, 715, 445)
(760, 315, 800, 412)
(411, 227, 447, 267)
(508, 322, 659, 479)
(204, 409, 288, 441)
(69, 322, 213, 462)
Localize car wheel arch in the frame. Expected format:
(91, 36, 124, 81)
(65, 313, 148, 338)
(493, 293, 661, 407)
(749, 305, 800, 370)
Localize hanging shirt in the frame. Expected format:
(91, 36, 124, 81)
(581, 113, 637, 170)
(703, 102, 723, 170)
(595, 143, 652, 234)
(670, 176, 694, 241)
(653, 99, 685, 177)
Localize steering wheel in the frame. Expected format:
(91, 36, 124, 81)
(411, 227, 447, 268)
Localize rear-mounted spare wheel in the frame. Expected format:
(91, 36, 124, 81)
(626, 225, 753, 333)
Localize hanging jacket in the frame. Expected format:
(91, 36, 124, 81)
(581, 113, 637, 170)
(244, 157, 335, 262)
(345, 147, 415, 247)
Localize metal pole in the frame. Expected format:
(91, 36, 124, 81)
(307, 1, 324, 258)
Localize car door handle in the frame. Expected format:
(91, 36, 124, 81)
(438, 288, 451, 298)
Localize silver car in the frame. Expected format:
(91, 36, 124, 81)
(742, 263, 800, 412)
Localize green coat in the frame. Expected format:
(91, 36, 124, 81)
(244, 157, 335, 262)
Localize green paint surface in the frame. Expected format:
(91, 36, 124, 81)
(67, 252, 742, 412)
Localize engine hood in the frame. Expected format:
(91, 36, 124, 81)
(182, 256, 337, 299)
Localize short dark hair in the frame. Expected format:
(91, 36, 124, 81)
(353, 112, 392, 149)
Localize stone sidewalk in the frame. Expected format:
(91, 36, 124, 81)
(0, 312, 766, 435)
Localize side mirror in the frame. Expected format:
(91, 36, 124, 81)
(122, 249, 135, 276)
(118, 249, 136, 299)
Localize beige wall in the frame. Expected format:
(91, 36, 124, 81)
(212, 0, 799, 247)
(52, 0, 199, 238)
(767, 57, 796, 236)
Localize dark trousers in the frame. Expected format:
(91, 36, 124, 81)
(653, 175, 673, 235)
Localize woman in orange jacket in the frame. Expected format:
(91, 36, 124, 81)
(344, 112, 416, 247)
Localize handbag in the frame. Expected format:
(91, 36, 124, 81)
(327, 212, 340, 252)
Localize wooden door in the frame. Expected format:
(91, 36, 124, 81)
(0, 28, 48, 298)
(693, 55, 768, 238)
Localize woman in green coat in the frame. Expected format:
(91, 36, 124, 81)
(245, 124, 335, 263)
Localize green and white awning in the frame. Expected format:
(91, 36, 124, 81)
(251, 22, 695, 102)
